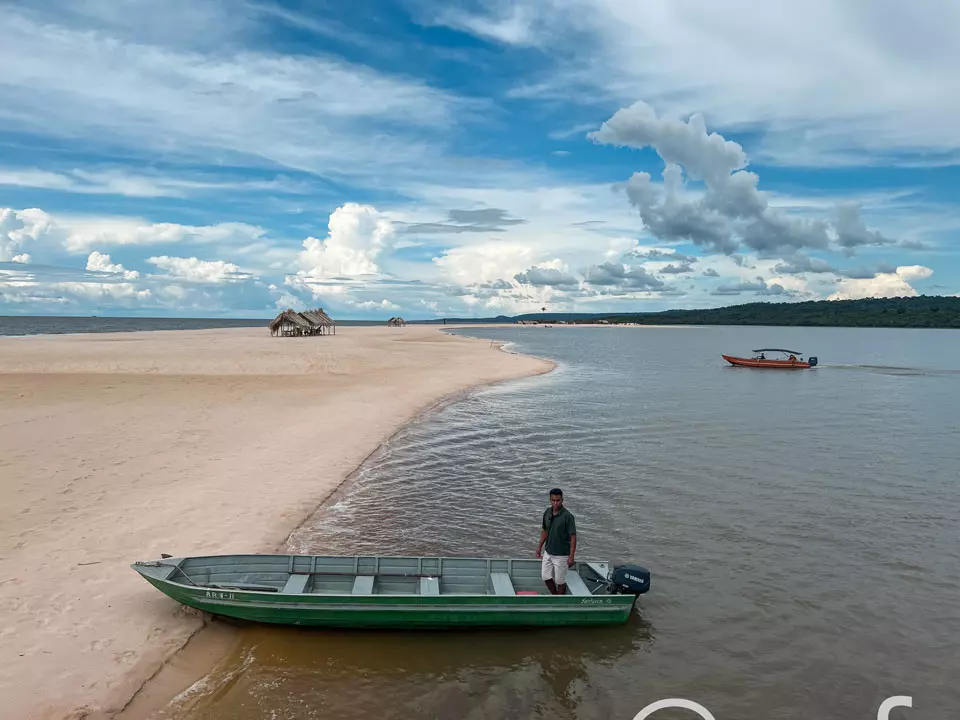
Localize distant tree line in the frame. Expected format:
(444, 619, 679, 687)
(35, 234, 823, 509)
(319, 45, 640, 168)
(579, 296, 960, 329)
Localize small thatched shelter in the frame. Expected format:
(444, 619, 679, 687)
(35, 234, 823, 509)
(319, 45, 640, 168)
(387, 316, 406, 327)
(269, 308, 336, 337)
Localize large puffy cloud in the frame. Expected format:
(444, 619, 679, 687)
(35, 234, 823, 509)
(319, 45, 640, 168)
(739, 209, 830, 256)
(592, 102, 747, 186)
(296, 203, 393, 279)
(286, 203, 422, 311)
(828, 265, 933, 300)
(432, 241, 535, 287)
(624, 167, 736, 254)
(593, 102, 895, 258)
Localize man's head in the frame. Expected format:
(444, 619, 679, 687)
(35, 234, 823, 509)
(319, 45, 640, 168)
(549, 488, 563, 511)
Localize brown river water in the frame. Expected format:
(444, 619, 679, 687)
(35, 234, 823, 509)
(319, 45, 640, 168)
(148, 326, 959, 720)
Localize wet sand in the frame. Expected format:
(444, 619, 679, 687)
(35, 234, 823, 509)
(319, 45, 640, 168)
(0, 325, 553, 719)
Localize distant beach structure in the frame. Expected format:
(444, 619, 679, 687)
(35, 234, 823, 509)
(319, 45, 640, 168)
(387, 316, 406, 327)
(269, 308, 336, 337)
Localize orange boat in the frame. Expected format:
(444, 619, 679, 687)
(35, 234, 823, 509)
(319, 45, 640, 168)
(722, 348, 818, 369)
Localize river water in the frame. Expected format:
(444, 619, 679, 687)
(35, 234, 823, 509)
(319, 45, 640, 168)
(163, 326, 959, 720)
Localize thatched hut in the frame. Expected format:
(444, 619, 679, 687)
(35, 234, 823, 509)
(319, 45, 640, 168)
(269, 308, 336, 337)
(387, 316, 406, 327)
(300, 308, 336, 335)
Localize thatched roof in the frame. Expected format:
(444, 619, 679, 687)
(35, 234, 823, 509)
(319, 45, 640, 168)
(387, 316, 406, 326)
(301, 309, 335, 327)
(269, 308, 336, 334)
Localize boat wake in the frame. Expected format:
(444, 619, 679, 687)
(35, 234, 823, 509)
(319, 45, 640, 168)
(821, 363, 960, 377)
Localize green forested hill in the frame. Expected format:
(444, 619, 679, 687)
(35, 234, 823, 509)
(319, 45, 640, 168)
(585, 297, 960, 328)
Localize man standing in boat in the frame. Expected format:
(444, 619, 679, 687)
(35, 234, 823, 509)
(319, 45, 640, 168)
(536, 488, 577, 595)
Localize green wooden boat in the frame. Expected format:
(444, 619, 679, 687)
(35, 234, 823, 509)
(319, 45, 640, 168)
(132, 554, 651, 628)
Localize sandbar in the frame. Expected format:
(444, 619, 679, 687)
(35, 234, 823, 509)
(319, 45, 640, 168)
(0, 325, 552, 719)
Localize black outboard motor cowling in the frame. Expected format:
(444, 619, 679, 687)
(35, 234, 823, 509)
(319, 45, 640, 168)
(808, 356, 818, 367)
(611, 564, 651, 595)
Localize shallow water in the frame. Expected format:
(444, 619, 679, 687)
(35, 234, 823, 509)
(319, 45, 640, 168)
(166, 326, 959, 720)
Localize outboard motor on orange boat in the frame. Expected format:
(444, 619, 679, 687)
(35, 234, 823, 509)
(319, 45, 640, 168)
(809, 356, 818, 366)
(609, 564, 651, 595)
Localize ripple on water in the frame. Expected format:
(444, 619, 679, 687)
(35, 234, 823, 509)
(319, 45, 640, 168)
(183, 326, 960, 720)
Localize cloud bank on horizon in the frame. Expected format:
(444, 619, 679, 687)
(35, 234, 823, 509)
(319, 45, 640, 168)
(1, 0, 957, 318)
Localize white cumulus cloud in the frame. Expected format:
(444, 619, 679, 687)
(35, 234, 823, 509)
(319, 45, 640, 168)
(147, 256, 243, 283)
(349, 299, 401, 311)
(592, 102, 890, 259)
(296, 203, 393, 279)
(86, 251, 140, 279)
(828, 265, 933, 300)
(64, 219, 263, 253)
(1, 208, 55, 261)
(433, 241, 535, 287)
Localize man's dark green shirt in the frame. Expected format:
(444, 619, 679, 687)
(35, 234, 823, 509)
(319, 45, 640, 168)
(542, 506, 577, 556)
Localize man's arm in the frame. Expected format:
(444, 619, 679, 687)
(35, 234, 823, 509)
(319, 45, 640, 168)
(536, 529, 547, 558)
(568, 533, 577, 566)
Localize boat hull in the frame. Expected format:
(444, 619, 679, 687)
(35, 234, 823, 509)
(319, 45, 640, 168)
(139, 576, 634, 628)
(722, 354, 811, 369)
(132, 554, 640, 629)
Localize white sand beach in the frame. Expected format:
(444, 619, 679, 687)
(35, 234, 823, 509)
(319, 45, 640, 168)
(0, 325, 553, 719)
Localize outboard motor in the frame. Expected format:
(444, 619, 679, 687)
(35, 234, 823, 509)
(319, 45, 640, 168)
(610, 564, 651, 595)
(808, 356, 818, 367)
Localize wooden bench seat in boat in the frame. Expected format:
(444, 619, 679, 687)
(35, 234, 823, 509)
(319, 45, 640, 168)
(490, 572, 516, 596)
(352, 575, 375, 595)
(419, 577, 440, 595)
(565, 571, 592, 597)
(281, 574, 310, 594)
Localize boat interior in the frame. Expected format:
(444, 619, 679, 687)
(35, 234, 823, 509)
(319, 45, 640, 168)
(155, 555, 614, 597)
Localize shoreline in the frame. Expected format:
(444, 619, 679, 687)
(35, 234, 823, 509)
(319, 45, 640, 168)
(0, 325, 554, 720)
(116, 338, 554, 719)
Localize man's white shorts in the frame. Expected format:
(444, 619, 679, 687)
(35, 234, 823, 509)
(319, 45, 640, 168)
(541, 551, 569, 584)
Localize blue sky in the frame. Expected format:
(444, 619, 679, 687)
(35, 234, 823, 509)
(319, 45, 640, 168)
(1, 0, 958, 318)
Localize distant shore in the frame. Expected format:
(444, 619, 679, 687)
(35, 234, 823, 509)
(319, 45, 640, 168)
(0, 325, 554, 719)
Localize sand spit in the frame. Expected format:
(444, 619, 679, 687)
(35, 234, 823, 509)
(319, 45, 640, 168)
(0, 325, 552, 719)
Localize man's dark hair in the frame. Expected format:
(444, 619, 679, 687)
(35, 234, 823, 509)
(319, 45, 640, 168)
(549, 488, 563, 497)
